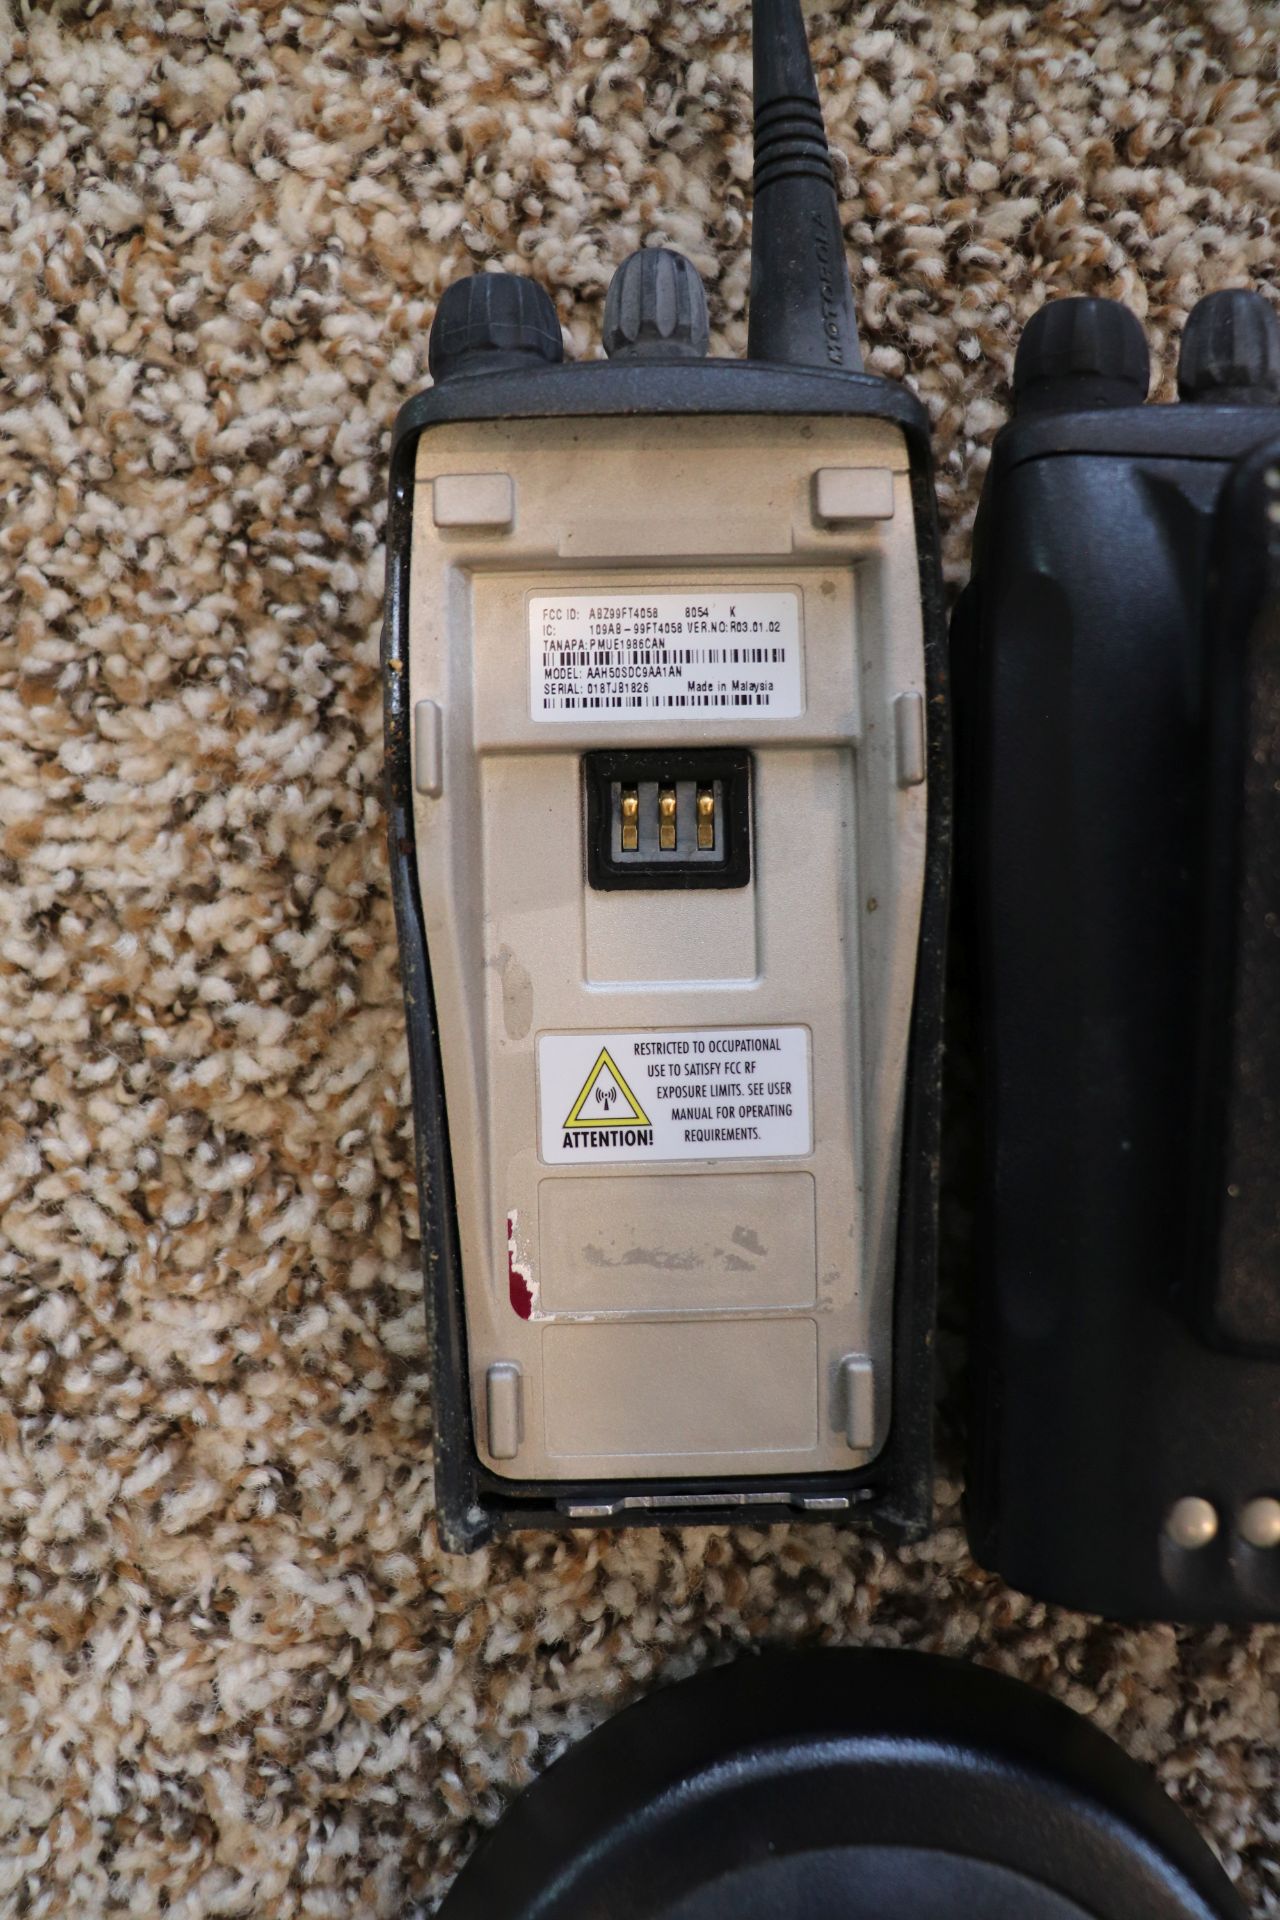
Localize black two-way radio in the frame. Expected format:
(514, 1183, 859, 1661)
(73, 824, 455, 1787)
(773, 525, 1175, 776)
(956, 291, 1280, 1620)
(383, 0, 948, 1550)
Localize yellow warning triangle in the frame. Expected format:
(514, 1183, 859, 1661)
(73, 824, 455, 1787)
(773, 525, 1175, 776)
(563, 1048, 651, 1129)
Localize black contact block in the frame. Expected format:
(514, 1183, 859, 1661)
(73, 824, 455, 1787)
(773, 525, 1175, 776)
(584, 748, 752, 890)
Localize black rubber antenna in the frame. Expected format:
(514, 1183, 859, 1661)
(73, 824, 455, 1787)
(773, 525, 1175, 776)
(747, 0, 863, 372)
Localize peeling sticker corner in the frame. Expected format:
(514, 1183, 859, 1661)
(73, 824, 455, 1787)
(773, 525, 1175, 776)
(507, 1210, 538, 1319)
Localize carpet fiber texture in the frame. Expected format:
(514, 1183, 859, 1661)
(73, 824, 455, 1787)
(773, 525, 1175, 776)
(2, 0, 1279, 1913)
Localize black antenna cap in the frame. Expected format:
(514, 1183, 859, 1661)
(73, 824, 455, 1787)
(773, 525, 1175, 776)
(603, 249, 709, 361)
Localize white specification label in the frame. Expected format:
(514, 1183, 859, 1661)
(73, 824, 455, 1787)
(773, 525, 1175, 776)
(529, 591, 803, 721)
(537, 1027, 812, 1164)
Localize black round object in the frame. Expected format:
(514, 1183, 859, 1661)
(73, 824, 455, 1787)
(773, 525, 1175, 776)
(437, 1650, 1244, 1920)
(428, 273, 563, 382)
(1178, 288, 1280, 404)
(603, 247, 710, 361)
(1013, 296, 1150, 413)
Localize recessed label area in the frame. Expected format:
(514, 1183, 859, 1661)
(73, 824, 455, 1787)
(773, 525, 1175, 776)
(537, 1027, 812, 1163)
(528, 591, 804, 721)
(537, 1172, 818, 1313)
(542, 1319, 818, 1458)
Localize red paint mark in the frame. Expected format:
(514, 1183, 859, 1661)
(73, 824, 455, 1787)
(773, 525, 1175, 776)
(508, 1212, 533, 1319)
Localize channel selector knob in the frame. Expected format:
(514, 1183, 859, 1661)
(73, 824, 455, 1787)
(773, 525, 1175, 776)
(1013, 297, 1150, 414)
(603, 248, 710, 361)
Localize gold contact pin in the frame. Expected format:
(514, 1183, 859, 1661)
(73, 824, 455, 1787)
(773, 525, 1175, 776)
(620, 786, 639, 852)
(658, 786, 677, 851)
(696, 785, 715, 851)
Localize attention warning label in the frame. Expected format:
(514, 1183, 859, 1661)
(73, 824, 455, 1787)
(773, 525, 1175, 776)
(537, 1027, 812, 1164)
(562, 1048, 651, 1131)
(528, 591, 804, 722)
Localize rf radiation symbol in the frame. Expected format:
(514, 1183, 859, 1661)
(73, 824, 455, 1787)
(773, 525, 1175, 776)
(562, 1049, 651, 1130)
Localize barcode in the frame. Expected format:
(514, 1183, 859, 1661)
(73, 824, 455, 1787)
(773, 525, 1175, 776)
(543, 647, 787, 667)
(542, 691, 777, 710)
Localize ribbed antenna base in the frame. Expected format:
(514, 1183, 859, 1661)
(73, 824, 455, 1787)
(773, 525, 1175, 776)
(747, 0, 862, 372)
(753, 94, 836, 195)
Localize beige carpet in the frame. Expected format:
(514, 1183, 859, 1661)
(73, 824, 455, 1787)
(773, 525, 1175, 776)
(2, 0, 1279, 1912)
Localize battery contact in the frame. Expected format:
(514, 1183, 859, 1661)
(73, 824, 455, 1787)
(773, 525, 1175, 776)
(620, 786, 639, 852)
(586, 752, 751, 890)
(696, 786, 716, 851)
(658, 786, 678, 851)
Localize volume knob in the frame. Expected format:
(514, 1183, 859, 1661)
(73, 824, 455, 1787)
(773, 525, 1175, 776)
(1178, 289, 1280, 405)
(603, 248, 709, 361)
(428, 274, 563, 383)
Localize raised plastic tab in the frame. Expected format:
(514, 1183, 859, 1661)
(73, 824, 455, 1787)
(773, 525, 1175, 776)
(486, 1362, 523, 1460)
(603, 248, 709, 361)
(894, 690, 926, 787)
(1013, 297, 1150, 414)
(413, 699, 443, 797)
(813, 466, 894, 523)
(1178, 289, 1280, 405)
(839, 1354, 876, 1449)
(432, 473, 515, 529)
